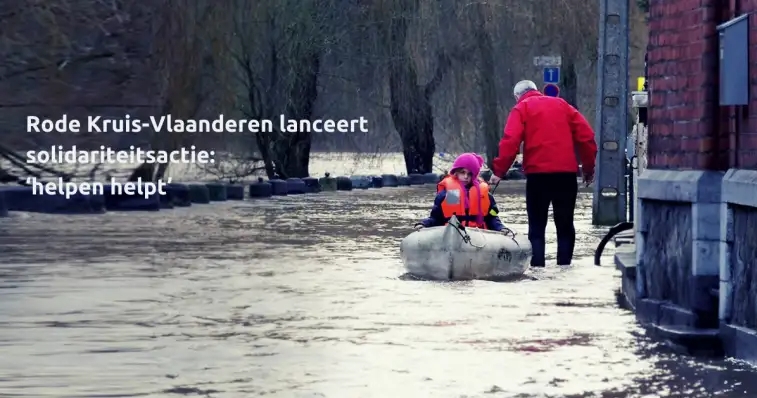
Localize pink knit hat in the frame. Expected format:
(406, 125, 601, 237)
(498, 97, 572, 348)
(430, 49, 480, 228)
(451, 153, 485, 178)
(450, 153, 486, 227)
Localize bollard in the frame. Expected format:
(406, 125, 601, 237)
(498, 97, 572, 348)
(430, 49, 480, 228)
(350, 175, 371, 189)
(166, 183, 191, 207)
(381, 174, 399, 187)
(422, 173, 440, 184)
(336, 176, 353, 191)
(370, 175, 384, 188)
(226, 184, 245, 200)
(408, 174, 425, 185)
(188, 183, 211, 204)
(269, 179, 288, 195)
(102, 184, 161, 211)
(205, 183, 228, 201)
(319, 173, 337, 191)
(302, 177, 321, 193)
(0, 189, 7, 217)
(286, 178, 307, 194)
(398, 176, 411, 186)
(249, 178, 273, 198)
(159, 192, 174, 209)
(1, 186, 105, 214)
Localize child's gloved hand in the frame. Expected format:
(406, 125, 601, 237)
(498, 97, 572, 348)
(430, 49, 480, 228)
(413, 223, 424, 231)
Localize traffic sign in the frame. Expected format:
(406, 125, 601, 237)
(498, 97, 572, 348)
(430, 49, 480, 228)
(544, 83, 560, 97)
(543, 67, 560, 84)
(533, 55, 562, 67)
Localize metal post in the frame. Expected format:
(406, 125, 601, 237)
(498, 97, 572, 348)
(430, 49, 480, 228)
(627, 160, 634, 221)
(592, 0, 630, 226)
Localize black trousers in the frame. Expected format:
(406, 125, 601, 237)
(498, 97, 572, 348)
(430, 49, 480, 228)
(525, 172, 578, 266)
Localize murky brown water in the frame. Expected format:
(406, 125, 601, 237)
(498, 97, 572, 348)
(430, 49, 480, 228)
(1, 183, 757, 397)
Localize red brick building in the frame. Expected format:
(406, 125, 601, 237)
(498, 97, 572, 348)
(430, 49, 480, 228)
(632, 0, 757, 363)
(647, 0, 757, 170)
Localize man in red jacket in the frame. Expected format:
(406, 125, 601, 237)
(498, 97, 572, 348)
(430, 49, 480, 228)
(490, 80, 598, 267)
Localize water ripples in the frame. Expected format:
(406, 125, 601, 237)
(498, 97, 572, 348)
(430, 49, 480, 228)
(1, 184, 756, 397)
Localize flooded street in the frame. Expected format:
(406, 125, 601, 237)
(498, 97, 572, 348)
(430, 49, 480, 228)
(2, 183, 757, 397)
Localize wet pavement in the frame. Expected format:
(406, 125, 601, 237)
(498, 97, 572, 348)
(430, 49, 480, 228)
(1, 183, 757, 397)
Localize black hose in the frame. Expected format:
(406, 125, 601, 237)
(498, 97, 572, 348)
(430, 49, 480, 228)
(594, 222, 634, 266)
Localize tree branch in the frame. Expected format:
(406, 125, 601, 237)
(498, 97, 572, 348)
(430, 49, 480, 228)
(423, 51, 451, 98)
(0, 52, 116, 82)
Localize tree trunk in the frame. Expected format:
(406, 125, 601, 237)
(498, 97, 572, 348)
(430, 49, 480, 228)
(244, 29, 320, 179)
(560, 58, 579, 108)
(387, 9, 448, 175)
(471, 5, 500, 169)
(395, 102, 435, 175)
(269, 52, 320, 179)
(128, 162, 155, 182)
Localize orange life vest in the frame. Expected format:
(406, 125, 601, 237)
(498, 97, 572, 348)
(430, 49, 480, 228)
(437, 175, 491, 229)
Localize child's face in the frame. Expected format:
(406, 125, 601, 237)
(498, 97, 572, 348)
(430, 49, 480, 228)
(454, 168, 472, 184)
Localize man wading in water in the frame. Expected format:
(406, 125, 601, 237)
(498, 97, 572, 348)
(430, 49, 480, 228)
(489, 80, 598, 267)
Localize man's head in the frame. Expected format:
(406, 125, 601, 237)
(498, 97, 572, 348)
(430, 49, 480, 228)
(513, 80, 538, 101)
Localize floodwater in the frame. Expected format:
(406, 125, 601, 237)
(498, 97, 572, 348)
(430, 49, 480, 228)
(2, 182, 757, 397)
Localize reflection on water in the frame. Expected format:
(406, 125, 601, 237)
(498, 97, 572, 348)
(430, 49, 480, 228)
(1, 184, 756, 397)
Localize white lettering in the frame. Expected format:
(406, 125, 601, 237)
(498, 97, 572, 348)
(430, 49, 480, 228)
(26, 115, 80, 133)
(88, 116, 102, 133)
(149, 116, 166, 132)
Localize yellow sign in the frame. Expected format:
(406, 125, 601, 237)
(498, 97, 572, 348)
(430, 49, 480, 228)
(637, 77, 646, 91)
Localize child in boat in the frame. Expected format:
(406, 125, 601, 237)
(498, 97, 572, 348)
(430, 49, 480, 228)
(414, 152, 505, 231)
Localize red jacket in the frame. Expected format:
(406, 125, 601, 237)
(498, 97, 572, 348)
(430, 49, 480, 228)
(492, 90, 597, 177)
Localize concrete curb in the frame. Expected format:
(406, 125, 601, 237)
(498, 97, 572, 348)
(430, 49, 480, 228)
(2, 171, 522, 216)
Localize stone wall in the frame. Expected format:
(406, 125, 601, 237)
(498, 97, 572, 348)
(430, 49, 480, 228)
(718, 170, 757, 362)
(634, 169, 757, 361)
(639, 200, 691, 306)
(728, 205, 757, 329)
(635, 170, 722, 329)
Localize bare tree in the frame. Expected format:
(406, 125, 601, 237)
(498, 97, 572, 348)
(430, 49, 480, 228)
(464, 3, 501, 168)
(197, 152, 266, 183)
(0, 0, 157, 184)
(129, 0, 231, 183)
(230, 0, 335, 179)
(1, 0, 647, 183)
(368, 0, 450, 174)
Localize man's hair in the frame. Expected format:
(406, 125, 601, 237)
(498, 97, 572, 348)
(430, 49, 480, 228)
(513, 80, 538, 98)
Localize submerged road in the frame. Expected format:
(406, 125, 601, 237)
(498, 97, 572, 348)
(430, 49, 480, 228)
(1, 183, 756, 397)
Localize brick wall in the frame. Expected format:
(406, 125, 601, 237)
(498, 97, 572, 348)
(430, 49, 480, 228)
(646, 0, 757, 170)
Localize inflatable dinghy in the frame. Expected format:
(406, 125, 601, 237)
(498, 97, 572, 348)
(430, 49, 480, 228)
(400, 215, 532, 280)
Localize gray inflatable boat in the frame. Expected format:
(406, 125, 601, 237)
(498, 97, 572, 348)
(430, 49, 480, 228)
(400, 215, 532, 280)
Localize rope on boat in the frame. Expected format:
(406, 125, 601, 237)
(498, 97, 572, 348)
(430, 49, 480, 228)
(451, 222, 487, 249)
(454, 224, 519, 249)
(487, 180, 520, 245)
